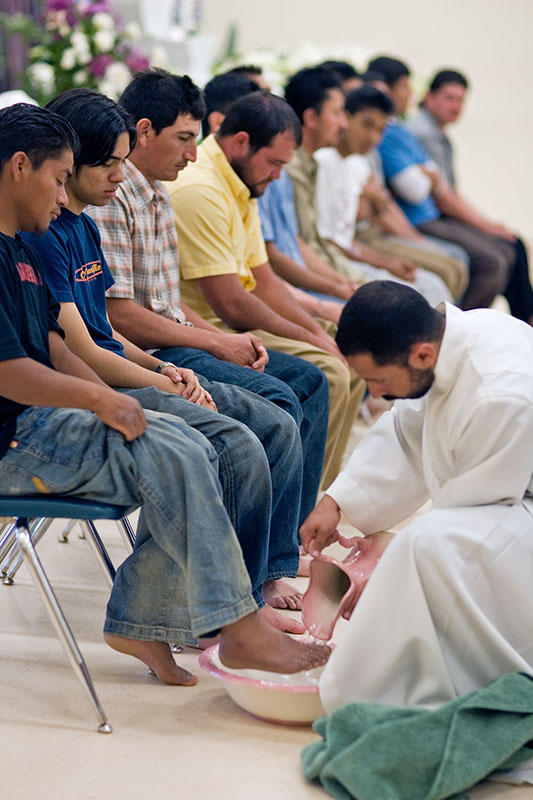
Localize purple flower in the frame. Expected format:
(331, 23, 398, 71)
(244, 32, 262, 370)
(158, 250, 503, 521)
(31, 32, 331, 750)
(88, 53, 114, 77)
(46, 0, 75, 10)
(79, 1, 112, 16)
(125, 48, 149, 73)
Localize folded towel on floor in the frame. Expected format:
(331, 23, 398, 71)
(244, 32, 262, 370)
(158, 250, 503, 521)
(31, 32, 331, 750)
(301, 672, 533, 800)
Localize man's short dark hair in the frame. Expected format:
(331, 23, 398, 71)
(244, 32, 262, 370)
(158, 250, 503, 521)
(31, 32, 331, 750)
(227, 64, 264, 78)
(202, 72, 260, 138)
(217, 91, 302, 152)
(317, 59, 360, 83)
(284, 66, 343, 123)
(428, 69, 469, 93)
(336, 281, 443, 364)
(119, 69, 206, 134)
(367, 56, 410, 88)
(0, 103, 79, 171)
(345, 85, 393, 116)
(47, 88, 136, 172)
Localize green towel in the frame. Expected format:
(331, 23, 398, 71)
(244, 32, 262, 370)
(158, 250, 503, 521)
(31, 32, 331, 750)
(301, 672, 533, 800)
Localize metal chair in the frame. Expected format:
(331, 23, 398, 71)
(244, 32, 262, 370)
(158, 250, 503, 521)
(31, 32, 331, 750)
(0, 494, 133, 734)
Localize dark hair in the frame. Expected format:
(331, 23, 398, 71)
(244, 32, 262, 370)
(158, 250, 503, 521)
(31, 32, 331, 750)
(217, 91, 302, 151)
(317, 59, 360, 82)
(119, 69, 206, 134)
(202, 73, 260, 138)
(361, 69, 387, 85)
(46, 88, 136, 172)
(345, 85, 393, 116)
(367, 56, 410, 88)
(284, 66, 342, 123)
(428, 69, 469, 93)
(336, 281, 443, 364)
(0, 102, 79, 171)
(228, 64, 264, 78)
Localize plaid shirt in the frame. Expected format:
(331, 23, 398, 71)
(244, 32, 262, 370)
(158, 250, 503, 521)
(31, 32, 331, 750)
(87, 159, 186, 323)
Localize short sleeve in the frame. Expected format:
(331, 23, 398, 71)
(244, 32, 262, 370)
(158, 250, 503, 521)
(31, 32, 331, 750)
(172, 183, 244, 279)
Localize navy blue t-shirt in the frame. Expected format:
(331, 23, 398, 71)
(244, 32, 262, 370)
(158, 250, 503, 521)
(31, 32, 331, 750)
(0, 232, 64, 457)
(21, 209, 125, 357)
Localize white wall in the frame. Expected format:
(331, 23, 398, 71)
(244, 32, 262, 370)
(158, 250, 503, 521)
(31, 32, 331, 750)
(203, 0, 533, 240)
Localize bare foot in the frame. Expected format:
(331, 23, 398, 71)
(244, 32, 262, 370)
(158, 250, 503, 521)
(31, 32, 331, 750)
(104, 633, 197, 686)
(219, 611, 331, 674)
(197, 634, 221, 650)
(259, 604, 306, 634)
(262, 578, 302, 610)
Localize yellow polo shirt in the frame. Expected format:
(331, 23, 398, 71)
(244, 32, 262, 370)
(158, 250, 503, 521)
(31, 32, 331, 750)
(165, 134, 268, 323)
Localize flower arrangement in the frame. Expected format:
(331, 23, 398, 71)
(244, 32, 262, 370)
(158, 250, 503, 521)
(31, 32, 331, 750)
(214, 32, 371, 95)
(1, 0, 151, 104)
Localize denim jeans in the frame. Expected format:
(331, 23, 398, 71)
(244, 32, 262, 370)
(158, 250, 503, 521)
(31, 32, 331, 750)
(153, 346, 329, 525)
(122, 384, 302, 590)
(0, 406, 261, 644)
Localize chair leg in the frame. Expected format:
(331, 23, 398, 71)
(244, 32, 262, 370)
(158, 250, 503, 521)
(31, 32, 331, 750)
(115, 517, 136, 551)
(0, 519, 17, 565)
(2, 518, 54, 584)
(15, 517, 112, 733)
(57, 518, 78, 543)
(79, 520, 116, 587)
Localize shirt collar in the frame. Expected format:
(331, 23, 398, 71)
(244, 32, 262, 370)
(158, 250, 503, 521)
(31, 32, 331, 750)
(433, 302, 467, 393)
(200, 134, 251, 202)
(123, 158, 167, 207)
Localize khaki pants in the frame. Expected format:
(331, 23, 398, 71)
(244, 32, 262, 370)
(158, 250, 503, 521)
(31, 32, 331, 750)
(356, 224, 469, 299)
(248, 322, 365, 491)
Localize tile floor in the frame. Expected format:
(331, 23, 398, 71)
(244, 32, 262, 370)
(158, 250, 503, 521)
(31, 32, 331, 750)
(1, 512, 532, 800)
(1, 413, 532, 799)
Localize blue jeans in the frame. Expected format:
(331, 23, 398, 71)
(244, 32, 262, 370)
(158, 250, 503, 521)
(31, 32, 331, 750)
(0, 406, 262, 644)
(123, 385, 302, 591)
(153, 346, 329, 525)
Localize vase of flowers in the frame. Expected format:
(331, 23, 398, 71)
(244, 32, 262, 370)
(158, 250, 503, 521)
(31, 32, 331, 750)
(1, 0, 151, 104)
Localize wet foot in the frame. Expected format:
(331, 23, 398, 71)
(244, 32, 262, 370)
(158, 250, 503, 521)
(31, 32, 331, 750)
(197, 634, 221, 650)
(259, 604, 306, 634)
(262, 578, 302, 610)
(104, 633, 197, 686)
(219, 611, 331, 674)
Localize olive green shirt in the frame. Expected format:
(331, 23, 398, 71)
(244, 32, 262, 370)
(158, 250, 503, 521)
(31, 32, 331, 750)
(285, 147, 368, 284)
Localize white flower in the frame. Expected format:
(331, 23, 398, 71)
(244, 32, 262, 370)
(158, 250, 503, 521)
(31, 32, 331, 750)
(73, 69, 88, 86)
(28, 62, 55, 95)
(97, 79, 120, 100)
(70, 30, 91, 64)
(149, 44, 169, 69)
(103, 61, 132, 94)
(60, 47, 78, 71)
(124, 21, 142, 41)
(94, 29, 116, 53)
(92, 12, 115, 31)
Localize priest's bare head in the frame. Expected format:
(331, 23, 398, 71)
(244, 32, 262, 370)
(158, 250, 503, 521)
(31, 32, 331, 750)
(336, 282, 445, 401)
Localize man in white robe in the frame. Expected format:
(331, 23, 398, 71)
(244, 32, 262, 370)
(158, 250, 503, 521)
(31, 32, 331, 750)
(300, 280, 533, 711)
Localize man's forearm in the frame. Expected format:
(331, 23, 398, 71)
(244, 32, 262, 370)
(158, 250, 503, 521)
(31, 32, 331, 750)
(297, 235, 349, 281)
(434, 184, 491, 229)
(0, 355, 111, 412)
(107, 297, 226, 353)
(266, 241, 347, 299)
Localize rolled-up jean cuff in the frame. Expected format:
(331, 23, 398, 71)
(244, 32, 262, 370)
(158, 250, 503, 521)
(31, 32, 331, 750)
(104, 596, 258, 643)
(266, 562, 299, 582)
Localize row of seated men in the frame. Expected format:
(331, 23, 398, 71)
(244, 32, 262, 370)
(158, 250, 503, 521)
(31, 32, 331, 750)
(0, 52, 529, 686)
(208, 57, 532, 326)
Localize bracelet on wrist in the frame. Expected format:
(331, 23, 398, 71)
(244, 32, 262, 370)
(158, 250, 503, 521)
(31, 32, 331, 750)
(155, 361, 175, 374)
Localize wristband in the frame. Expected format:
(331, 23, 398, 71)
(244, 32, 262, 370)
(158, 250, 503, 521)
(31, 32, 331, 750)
(155, 361, 175, 374)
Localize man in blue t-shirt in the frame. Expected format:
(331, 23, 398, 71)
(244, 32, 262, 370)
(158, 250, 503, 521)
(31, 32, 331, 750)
(1, 101, 329, 682)
(23, 88, 310, 629)
(368, 55, 522, 313)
